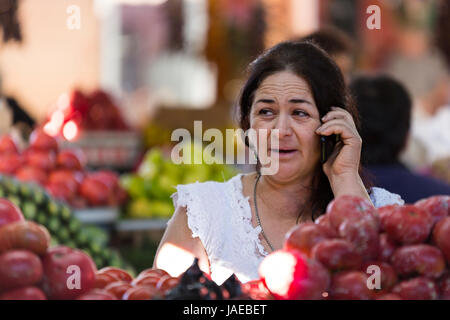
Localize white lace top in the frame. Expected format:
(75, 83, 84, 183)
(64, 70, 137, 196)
(169, 173, 404, 285)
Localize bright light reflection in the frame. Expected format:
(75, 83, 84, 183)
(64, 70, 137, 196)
(259, 251, 297, 296)
(63, 121, 79, 141)
(155, 243, 195, 277)
(57, 93, 70, 111)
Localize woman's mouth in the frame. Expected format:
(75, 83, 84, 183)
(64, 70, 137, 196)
(269, 149, 298, 159)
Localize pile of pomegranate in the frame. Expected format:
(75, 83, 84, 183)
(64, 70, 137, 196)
(0, 130, 127, 208)
(256, 195, 450, 300)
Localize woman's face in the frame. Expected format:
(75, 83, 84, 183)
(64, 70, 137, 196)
(249, 71, 322, 183)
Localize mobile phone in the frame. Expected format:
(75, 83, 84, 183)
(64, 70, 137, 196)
(320, 134, 340, 163)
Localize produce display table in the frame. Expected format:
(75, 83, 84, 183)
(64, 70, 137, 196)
(112, 219, 169, 270)
(115, 218, 169, 232)
(73, 207, 120, 225)
(114, 219, 168, 248)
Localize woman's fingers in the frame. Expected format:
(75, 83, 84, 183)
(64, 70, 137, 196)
(322, 110, 351, 122)
(320, 107, 363, 180)
(321, 107, 355, 128)
(315, 119, 360, 141)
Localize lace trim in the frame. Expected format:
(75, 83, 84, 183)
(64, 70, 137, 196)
(231, 173, 269, 258)
(172, 183, 215, 277)
(172, 181, 234, 283)
(172, 183, 206, 240)
(369, 187, 405, 207)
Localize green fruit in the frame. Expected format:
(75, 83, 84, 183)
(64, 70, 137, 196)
(162, 161, 183, 181)
(65, 240, 77, 248)
(147, 182, 163, 199)
(127, 198, 153, 218)
(109, 258, 122, 268)
(121, 175, 147, 198)
(182, 167, 209, 184)
(57, 228, 71, 243)
(90, 241, 102, 255)
(68, 219, 82, 235)
(32, 189, 47, 206)
(150, 176, 176, 200)
(93, 256, 104, 268)
(48, 217, 61, 233)
(149, 200, 174, 218)
(138, 149, 164, 180)
(0, 176, 130, 272)
(82, 224, 107, 237)
(194, 165, 212, 182)
(108, 251, 124, 268)
(36, 211, 48, 225)
(7, 195, 20, 208)
(19, 183, 33, 198)
(89, 227, 108, 246)
(101, 248, 113, 261)
(3, 177, 19, 194)
(76, 231, 89, 247)
(47, 201, 60, 217)
(59, 206, 72, 222)
(22, 202, 37, 220)
(76, 226, 109, 248)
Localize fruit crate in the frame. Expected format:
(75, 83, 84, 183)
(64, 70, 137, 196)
(60, 130, 142, 170)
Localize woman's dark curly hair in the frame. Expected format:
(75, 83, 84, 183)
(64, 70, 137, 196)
(236, 41, 372, 220)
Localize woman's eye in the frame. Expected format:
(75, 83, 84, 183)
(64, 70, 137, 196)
(293, 110, 309, 117)
(259, 108, 274, 116)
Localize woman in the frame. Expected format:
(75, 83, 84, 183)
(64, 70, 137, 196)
(154, 41, 404, 285)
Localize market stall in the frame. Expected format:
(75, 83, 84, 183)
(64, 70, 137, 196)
(1, 184, 449, 299)
(0, 0, 449, 303)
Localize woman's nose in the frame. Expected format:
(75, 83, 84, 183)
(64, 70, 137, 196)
(274, 113, 293, 136)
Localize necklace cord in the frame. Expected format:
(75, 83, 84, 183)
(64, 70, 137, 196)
(253, 172, 305, 252)
(253, 172, 275, 252)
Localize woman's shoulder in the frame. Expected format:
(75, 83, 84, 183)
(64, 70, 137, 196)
(167, 173, 245, 251)
(369, 186, 405, 208)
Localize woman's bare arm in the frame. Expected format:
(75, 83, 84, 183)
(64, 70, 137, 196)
(153, 205, 210, 276)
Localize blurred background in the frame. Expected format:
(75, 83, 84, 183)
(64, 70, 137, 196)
(0, 0, 449, 273)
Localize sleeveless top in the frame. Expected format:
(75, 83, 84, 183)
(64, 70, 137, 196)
(168, 173, 404, 285)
